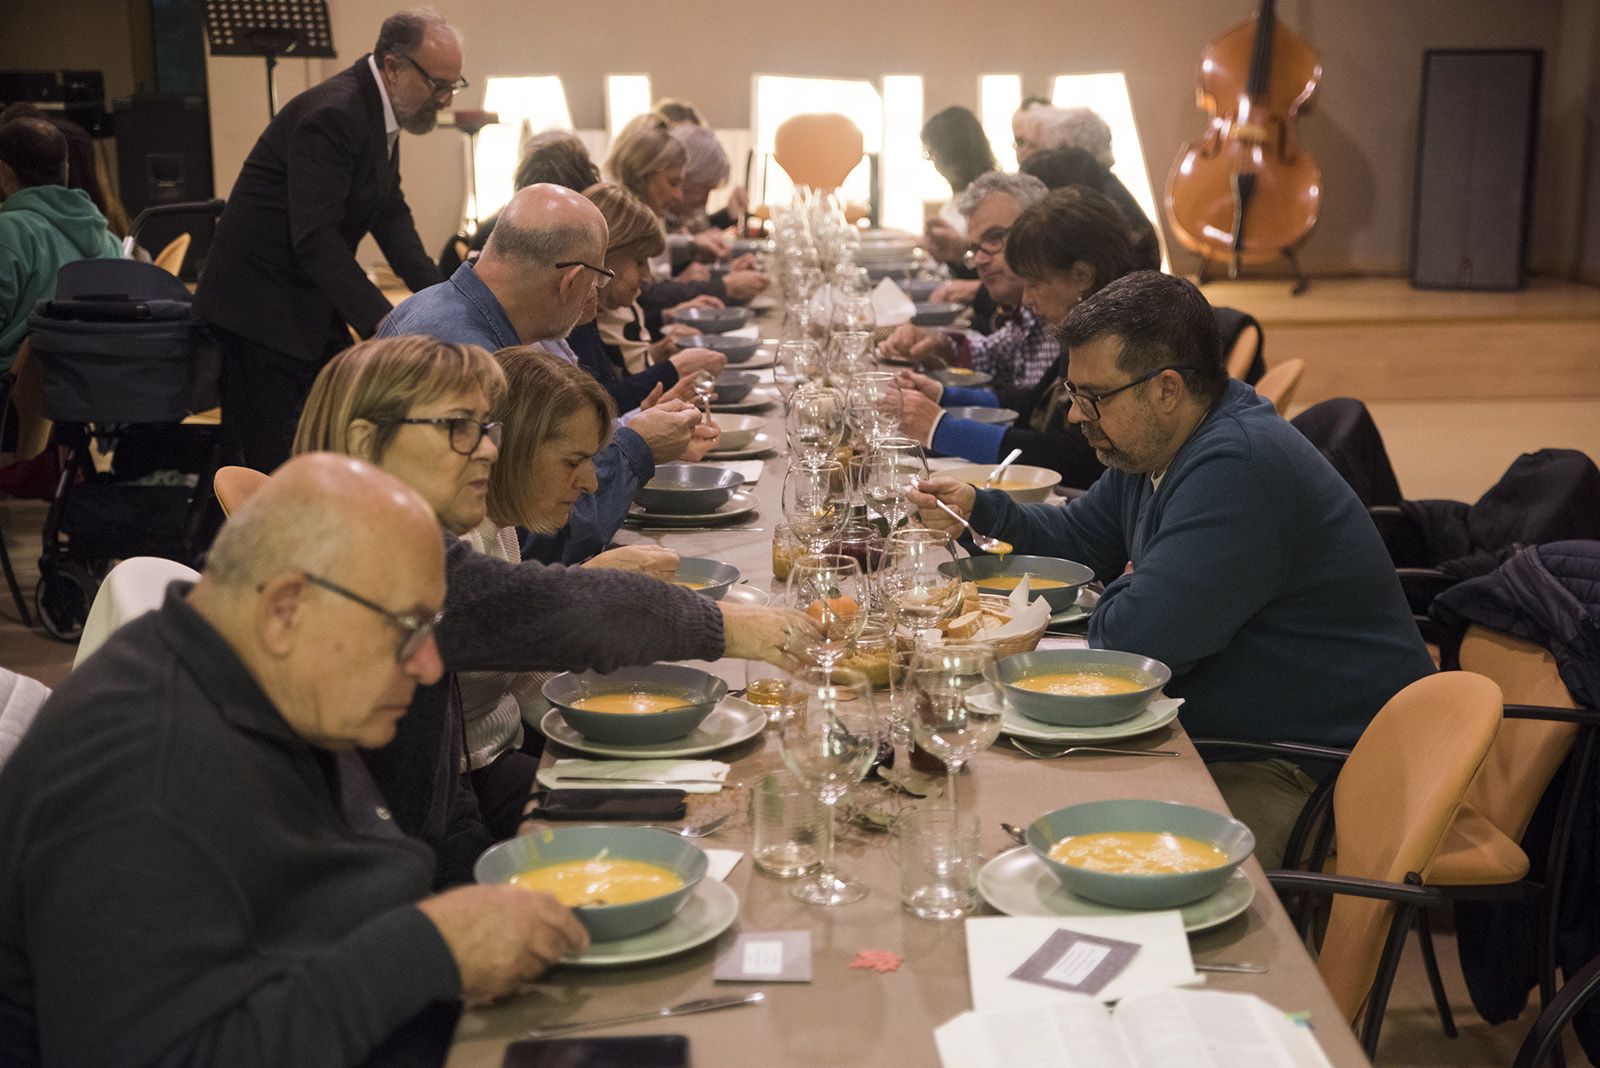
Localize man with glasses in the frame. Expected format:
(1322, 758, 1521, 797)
(198, 10, 466, 473)
(381, 183, 715, 562)
(911, 272, 1434, 867)
(878, 171, 1057, 393)
(0, 454, 591, 1064)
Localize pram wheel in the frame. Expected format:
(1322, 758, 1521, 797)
(35, 560, 97, 642)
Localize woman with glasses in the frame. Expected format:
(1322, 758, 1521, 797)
(293, 335, 815, 867)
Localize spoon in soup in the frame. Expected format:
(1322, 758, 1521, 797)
(983, 447, 1023, 489)
(930, 496, 1013, 556)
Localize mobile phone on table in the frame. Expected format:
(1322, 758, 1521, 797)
(537, 788, 687, 821)
(502, 1035, 689, 1067)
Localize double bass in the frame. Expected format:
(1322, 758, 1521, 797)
(1165, 0, 1322, 292)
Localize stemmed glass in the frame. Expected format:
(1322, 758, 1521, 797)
(846, 371, 902, 446)
(860, 437, 929, 529)
(785, 385, 847, 465)
(831, 294, 876, 337)
(781, 461, 848, 554)
(905, 642, 1004, 814)
(784, 553, 867, 666)
(774, 339, 822, 408)
(826, 330, 874, 386)
(777, 665, 880, 906)
(879, 527, 963, 639)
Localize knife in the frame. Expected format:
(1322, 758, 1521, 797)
(553, 776, 728, 787)
(527, 992, 765, 1038)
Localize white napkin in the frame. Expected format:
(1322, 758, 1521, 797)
(538, 759, 731, 794)
(723, 323, 760, 339)
(704, 849, 744, 881)
(705, 459, 764, 485)
(872, 277, 917, 326)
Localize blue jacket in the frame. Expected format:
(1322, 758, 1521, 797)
(379, 263, 654, 562)
(967, 378, 1435, 749)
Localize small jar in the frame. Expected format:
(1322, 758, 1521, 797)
(772, 522, 802, 582)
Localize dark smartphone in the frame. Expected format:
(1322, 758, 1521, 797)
(503, 1035, 689, 1068)
(538, 788, 687, 821)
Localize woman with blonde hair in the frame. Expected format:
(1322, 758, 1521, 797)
(293, 334, 814, 857)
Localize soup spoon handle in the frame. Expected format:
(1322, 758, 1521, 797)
(528, 992, 765, 1038)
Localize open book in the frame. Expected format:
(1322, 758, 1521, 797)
(935, 988, 1333, 1068)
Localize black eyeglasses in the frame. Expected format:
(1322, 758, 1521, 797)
(395, 53, 469, 97)
(303, 574, 442, 662)
(961, 226, 1010, 268)
(1064, 365, 1192, 420)
(390, 417, 503, 455)
(554, 260, 616, 290)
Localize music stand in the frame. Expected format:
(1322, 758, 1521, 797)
(203, 0, 336, 118)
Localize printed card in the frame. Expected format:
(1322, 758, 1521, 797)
(1007, 929, 1142, 997)
(714, 930, 812, 982)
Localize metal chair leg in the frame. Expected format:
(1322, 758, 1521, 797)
(1361, 899, 1422, 1059)
(1416, 907, 1459, 1038)
(0, 512, 31, 626)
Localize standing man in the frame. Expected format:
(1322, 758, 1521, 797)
(197, 9, 462, 471)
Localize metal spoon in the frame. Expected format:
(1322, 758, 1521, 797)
(930, 496, 1013, 556)
(1001, 822, 1028, 845)
(670, 813, 732, 839)
(984, 446, 1024, 489)
(1009, 738, 1181, 760)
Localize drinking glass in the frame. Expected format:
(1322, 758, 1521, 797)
(784, 553, 866, 667)
(860, 437, 929, 529)
(831, 294, 876, 336)
(774, 339, 822, 408)
(785, 385, 847, 464)
(846, 371, 902, 445)
(879, 527, 962, 638)
(826, 330, 874, 386)
(905, 642, 1004, 815)
(750, 770, 825, 876)
(781, 461, 847, 552)
(777, 665, 880, 905)
(899, 807, 981, 919)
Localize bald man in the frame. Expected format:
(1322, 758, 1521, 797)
(381, 182, 712, 562)
(0, 454, 587, 1066)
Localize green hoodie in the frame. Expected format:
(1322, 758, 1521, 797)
(0, 184, 122, 371)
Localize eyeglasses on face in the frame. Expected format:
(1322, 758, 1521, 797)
(303, 573, 442, 662)
(395, 53, 469, 97)
(390, 417, 503, 455)
(554, 260, 616, 290)
(961, 226, 1010, 268)
(1064, 365, 1193, 420)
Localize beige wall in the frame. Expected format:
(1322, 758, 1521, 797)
(0, 0, 145, 102)
(147, 0, 1600, 277)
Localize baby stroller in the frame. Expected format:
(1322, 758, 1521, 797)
(25, 253, 222, 640)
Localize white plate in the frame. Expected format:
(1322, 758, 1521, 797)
(705, 432, 778, 460)
(1048, 587, 1101, 629)
(627, 490, 758, 527)
(978, 688, 1181, 743)
(539, 695, 766, 758)
(978, 848, 1256, 934)
(558, 878, 740, 967)
(722, 583, 770, 606)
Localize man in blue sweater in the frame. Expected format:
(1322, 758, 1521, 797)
(912, 272, 1434, 864)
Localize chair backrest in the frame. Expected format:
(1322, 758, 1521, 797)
(1319, 670, 1503, 1022)
(214, 465, 268, 517)
(153, 233, 191, 277)
(773, 113, 865, 192)
(1254, 358, 1305, 412)
(1457, 625, 1580, 841)
(1226, 323, 1262, 380)
(0, 668, 51, 773)
(75, 556, 200, 668)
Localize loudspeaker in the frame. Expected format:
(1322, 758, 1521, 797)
(113, 94, 213, 218)
(1411, 49, 1542, 291)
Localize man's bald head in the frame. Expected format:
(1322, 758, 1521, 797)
(483, 182, 607, 267)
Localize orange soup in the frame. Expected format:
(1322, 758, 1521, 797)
(570, 692, 689, 715)
(1013, 672, 1145, 696)
(512, 859, 683, 906)
(673, 579, 710, 590)
(1048, 831, 1230, 875)
(976, 575, 1068, 592)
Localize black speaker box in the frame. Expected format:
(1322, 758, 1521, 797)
(113, 94, 213, 218)
(1411, 49, 1542, 291)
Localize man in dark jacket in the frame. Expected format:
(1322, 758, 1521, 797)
(196, 10, 459, 472)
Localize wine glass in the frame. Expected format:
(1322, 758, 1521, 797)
(879, 527, 963, 638)
(860, 437, 929, 529)
(905, 642, 1004, 815)
(785, 385, 847, 464)
(781, 461, 847, 553)
(831, 293, 876, 337)
(846, 371, 902, 445)
(777, 665, 880, 906)
(774, 339, 822, 408)
(826, 330, 874, 386)
(784, 553, 867, 666)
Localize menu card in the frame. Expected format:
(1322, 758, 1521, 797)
(966, 914, 1196, 1009)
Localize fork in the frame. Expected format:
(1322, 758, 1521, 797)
(1008, 738, 1179, 760)
(665, 813, 732, 838)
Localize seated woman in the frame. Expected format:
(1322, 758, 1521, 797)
(1020, 146, 1161, 272)
(292, 336, 811, 875)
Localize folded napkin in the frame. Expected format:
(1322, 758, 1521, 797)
(705, 459, 764, 485)
(704, 849, 744, 882)
(538, 759, 731, 794)
(872, 277, 916, 326)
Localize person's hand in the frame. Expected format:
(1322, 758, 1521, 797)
(720, 603, 824, 671)
(878, 323, 929, 360)
(727, 253, 759, 272)
(636, 381, 665, 410)
(677, 262, 713, 282)
(922, 217, 967, 265)
(896, 388, 943, 445)
(908, 476, 978, 537)
(691, 231, 730, 262)
(658, 373, 710, 406)
(879, 324, 953, 366)
(721, 270, 769, 302)
(930, 279, 981, 305)
(670, 347, 726, 379)
(584, 544, 680, 579)
(681, 418, 722, 461)
(895, 369, 943, 402)
(629, 400, 704, 462)
(416, 885, 589, 1003)
(662, 322, 701, 341)
(669, 294, 725, 317)
(724, 185, 749, 219)
(646, 335, 680, 367)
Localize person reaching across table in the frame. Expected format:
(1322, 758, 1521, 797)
(910, 272, 1435, 866)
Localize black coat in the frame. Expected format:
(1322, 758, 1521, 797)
(196, 57, 442, 361)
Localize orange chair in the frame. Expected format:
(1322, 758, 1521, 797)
(772, 113, 865, 193)
(153, 233, 191, 277)
(1226, 321, 1263, 380)
(213, 466, 268, 517)
(1254, 357, 1305, 412)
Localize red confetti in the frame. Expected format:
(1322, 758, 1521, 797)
(849, 950, 903, 973)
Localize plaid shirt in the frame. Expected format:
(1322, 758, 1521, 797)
(948, 305, 1059, 393)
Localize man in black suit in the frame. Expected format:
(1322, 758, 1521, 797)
(196, 10, 463, 471)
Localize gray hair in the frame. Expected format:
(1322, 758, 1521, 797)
(373, 7, 459, 58)
(956, 171, 1048, 217)
(1035, 106, 1113, 168)
(671, 124, 730, 187)
(484, 218, 602, 267)
(205, 489, 346, 590)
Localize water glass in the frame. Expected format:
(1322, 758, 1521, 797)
(905, 642, 1004, 815)
(899, 807, 981, 919)
(782, 461, 847, 552)
(750, 771, 825, 877)
(785, 385, 847, 464)
(784, 553, 866, 666)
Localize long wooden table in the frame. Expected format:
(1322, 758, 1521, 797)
(447, 360, 1370, 1067)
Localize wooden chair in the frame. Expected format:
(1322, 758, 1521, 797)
(213, 465, 268, 517)
(773, 113, 865, 193)
(9, 340, 51, 464)
(152, 233, 191, 277)
(1226, 322, 1263, 380)
(1254, 357, 1305, 412)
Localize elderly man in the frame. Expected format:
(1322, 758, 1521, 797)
(381, 182, 716, 562)
(197, 10, 462, 472)
(879, 171, 1054, 395)
(911, 273, 1435, 866)
(0, 454, 588, 1065)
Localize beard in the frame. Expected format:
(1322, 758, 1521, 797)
(1081, 426, 1146, 473)
(397, 103, 440, 135)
